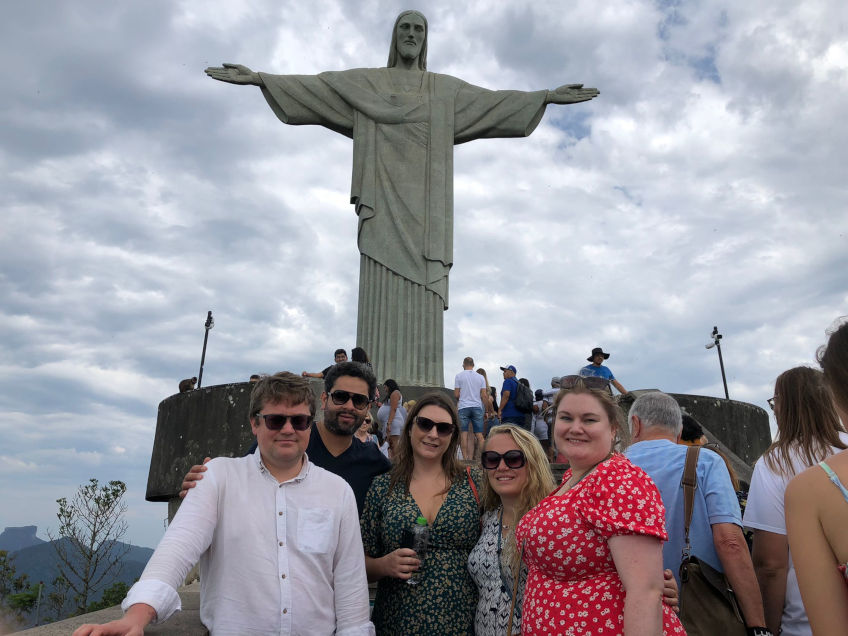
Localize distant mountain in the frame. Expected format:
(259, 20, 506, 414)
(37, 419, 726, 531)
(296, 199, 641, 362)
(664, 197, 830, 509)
(0, 526, 46, 552)
(11, 537, 153, 590)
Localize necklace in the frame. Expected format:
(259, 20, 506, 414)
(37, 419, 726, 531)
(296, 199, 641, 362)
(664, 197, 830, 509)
(497, 506, 514, 593)
(563, 453, 613, 492)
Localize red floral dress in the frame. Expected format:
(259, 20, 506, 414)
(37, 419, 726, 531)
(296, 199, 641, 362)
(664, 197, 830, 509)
(515, 453, 685, 635)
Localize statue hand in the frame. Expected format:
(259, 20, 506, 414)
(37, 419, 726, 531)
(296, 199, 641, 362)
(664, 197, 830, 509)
(204, 63, 262, 86)
(547, 83, 600, 104)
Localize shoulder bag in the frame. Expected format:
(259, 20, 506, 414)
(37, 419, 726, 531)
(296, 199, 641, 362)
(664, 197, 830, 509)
(678, 445, 747, 635)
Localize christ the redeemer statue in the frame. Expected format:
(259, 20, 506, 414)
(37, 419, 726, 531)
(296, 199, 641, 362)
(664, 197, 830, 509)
(206, 10, 598, 387)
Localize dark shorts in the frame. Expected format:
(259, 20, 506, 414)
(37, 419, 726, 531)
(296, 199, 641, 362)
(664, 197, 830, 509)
(458, 407, 484, 434)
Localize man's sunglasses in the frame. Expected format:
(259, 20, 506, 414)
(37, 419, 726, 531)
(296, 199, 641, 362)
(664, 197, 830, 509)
(481, 449, 526, 470)
(330, 390, 371, 410)
(558, 375, 610, 391)
(414, 416, 455, 436)
(256, 413, 313, 431)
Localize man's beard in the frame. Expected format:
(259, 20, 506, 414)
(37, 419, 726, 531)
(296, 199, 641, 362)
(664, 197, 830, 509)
(323, 408, 364, 436)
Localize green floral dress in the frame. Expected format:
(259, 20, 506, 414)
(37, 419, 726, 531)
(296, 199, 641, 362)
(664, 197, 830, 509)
(361, 469, 482, 635)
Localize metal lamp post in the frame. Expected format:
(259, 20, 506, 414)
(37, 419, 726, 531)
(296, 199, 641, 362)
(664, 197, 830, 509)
(197, 310, 214, 388)
(705, 325, 729, 400)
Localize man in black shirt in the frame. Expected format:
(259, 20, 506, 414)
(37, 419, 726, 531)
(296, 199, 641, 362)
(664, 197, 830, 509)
(307, 362, 391, 514)
(301, 348, 348, 379)
(181, 361, 391, 515)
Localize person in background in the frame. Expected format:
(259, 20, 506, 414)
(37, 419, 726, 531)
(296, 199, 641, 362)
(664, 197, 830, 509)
(627, 391, 768, 634)
(498, 365, 524, 428)
(747, 365, 848, 636)
(477, 368, 498, 434)
(356, 411, 378, 445)
(680, 412, 708, 446)
(302, 348, 348, 379)
(361, 393, 482, 635)
(786, 317, 848, 635)
(530, 389, 551, 459)
(351, 346, 373, 372)
(579, 347, 627, 395)
(516, 380, 684, 634)
(454, 356, 488, 461)
(377, 379, 406, 458)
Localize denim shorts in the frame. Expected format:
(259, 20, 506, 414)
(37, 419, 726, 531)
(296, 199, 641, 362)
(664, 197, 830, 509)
(458, 407, 484, 434)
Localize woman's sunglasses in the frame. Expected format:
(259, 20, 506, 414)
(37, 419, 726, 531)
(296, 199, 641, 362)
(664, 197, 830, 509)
(257, 413, 313, 431)
(481, 449, 526, 470)
(414, 416, 455, 436)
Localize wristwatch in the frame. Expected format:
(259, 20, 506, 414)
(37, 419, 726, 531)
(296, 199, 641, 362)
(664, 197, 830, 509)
(747, 628, 773, 636)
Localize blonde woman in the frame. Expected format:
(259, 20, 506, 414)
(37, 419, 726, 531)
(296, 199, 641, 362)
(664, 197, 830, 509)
(468, 425, 555, 634)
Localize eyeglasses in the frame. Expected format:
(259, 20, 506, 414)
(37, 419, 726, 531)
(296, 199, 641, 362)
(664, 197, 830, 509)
(481, 449, 526, 470)
(767, 397, 775, 411)
(558, 375, 610, 391)
(414, 416, 455, 436)
(256, 413, 313, 431)
(330, 389, 371, 410)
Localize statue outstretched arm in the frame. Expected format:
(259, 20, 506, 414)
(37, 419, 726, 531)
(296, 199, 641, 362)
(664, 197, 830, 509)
(204, 63, 264, 87)
(545, 83, 599, 104)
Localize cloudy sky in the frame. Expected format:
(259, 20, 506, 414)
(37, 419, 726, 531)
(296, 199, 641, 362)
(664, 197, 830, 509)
(2, 0, 846, 549)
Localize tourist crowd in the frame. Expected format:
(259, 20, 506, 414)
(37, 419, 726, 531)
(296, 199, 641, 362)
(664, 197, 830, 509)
(74, 317, 848, 636)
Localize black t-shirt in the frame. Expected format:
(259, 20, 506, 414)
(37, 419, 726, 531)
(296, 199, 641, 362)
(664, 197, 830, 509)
(305, 426, 392, 516)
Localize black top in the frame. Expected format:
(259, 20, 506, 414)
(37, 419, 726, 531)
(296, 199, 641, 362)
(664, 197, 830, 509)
(247, 426, 391, 516)
(306, 426, 392, 515)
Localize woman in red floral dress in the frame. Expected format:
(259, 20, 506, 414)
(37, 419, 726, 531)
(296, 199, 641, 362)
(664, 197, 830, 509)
(516, 380, 685, 635)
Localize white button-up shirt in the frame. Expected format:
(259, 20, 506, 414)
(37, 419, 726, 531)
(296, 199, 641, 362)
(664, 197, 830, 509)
(123, 452, 374, 635)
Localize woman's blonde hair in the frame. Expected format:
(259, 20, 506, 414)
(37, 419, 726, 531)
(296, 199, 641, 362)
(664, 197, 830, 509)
(481, 425, 555, 574)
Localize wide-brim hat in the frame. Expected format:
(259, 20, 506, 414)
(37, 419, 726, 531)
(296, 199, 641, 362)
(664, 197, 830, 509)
(500, 364, 517, 374)
(587, 347, 611, 362)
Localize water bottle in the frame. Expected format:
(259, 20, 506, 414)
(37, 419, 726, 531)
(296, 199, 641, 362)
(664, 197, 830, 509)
(402, 516, 430, 585)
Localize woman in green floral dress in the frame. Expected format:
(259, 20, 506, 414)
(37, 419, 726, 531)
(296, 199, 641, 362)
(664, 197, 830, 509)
(361, 392, 482, 635)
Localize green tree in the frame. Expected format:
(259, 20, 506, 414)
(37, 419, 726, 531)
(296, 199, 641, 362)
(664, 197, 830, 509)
(46, 574, 70, 621)
(48, 479, 131, 614)
(0, 550, 31, 626)
(8, 584, 40, 615)
(86, 580, 130, 612)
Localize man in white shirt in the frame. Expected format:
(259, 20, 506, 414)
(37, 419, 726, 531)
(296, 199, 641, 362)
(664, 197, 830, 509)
(74, 372, 374, 636)
(454, 356, 488, 460)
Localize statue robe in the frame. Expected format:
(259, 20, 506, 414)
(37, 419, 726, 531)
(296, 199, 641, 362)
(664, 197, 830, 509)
(259, 68, 547, 386)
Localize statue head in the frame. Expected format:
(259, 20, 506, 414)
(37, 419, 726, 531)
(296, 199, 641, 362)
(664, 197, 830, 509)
(387, 10, 428, 70)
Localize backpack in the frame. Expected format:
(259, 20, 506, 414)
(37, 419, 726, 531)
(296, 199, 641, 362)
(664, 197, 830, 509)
(513, 381, 534, 413)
